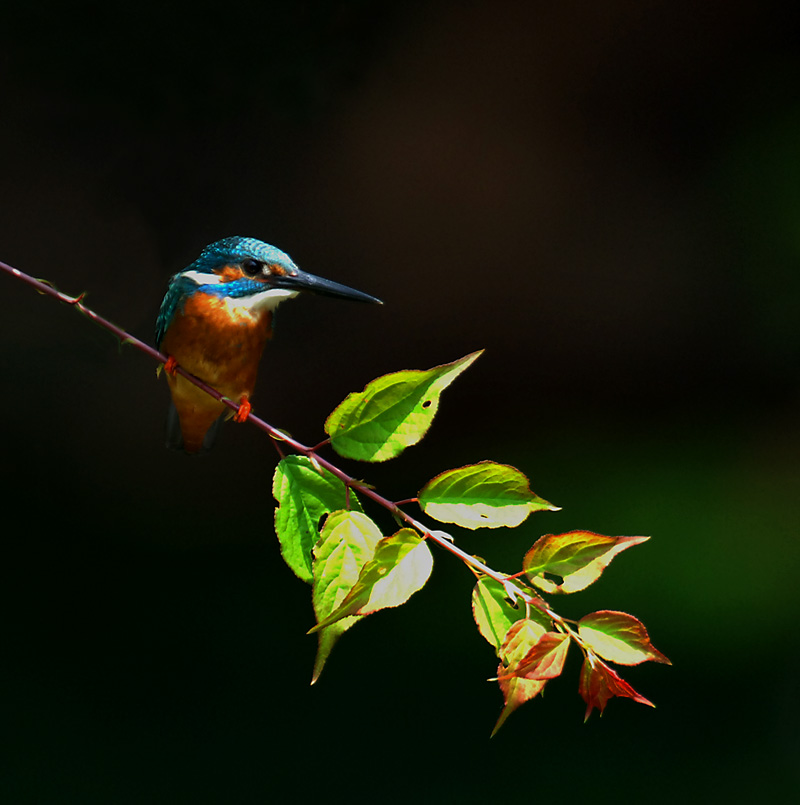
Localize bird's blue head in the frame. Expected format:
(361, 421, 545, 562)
(156, 236, 381, 347)
(188, 237, 298, 277)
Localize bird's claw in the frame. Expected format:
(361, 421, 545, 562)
(234, 397, 251, 423)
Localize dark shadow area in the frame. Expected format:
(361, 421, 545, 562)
(1, 1, 797, 801)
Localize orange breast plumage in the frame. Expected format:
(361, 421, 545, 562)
(159, 290, 275, 452)
(161, 290, 274, 395)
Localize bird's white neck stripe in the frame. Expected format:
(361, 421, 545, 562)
(228, 288, 298, 312)
(183, 270, 222, 285)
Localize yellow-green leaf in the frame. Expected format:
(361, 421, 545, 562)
(419, 461, 558, 529)
(325, 351, 482, 462)
(310, 529, 433, 631)
(310, 511, 382, 683)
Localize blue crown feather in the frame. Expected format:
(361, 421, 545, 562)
(188, 237, 297, 275)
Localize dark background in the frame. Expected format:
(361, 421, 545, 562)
(1, 1, 797, 801)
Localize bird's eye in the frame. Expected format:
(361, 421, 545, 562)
(242, 259, 262, 277)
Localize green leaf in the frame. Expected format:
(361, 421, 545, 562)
(272, 455, 362, 583)
(491, 618, 548, 737)
(310, 529, 433, 631)
(472, 577, 550, 653)
(523, 532, 649, 594)
(578, 611, 671, 666)
(310, 511, 382, 683)
(472, 578, 524, 651)
(503, 632, 571, 681)
(419, 461, 558, 529)
(325, 351, 483, 462)
(579, 655, 655, 721)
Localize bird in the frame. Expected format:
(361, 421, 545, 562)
(155, 236, 381, 453)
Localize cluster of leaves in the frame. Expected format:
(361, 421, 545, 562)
(272, 352, 670, 734)
(0, 258, 670, 735)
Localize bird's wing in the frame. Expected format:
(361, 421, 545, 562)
(155, 273, 197, 348)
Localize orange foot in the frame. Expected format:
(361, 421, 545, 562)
(234, 396, 251, 423)
(164, 356, 178, 376)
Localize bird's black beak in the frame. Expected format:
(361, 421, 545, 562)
(272, 268, 382, 305)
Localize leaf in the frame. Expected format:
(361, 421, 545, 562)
(272, 455, 362, 583)
(579, 655, 655, 721)
(490, 618, 548, 736)
(310, 511, 382, 683)
(499, 618, 549, 667)
(578, 611, 671, 666)
(418, 462, 558, 530)
(523, 532, 649, 594)
(309, 529, 433, 631)
(492, 669, 546, 738)
(472, 577, 550, 653)
(502, 632, 571, 681)
(524, 531, 618, 577)
(325, 351, 483, 462)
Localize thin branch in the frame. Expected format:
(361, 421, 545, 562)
(0, 256, 553, 617)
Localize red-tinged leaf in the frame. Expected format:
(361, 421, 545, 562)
(491, 664, 546, 738)
(490, 618, 550, 736)
(578, 611, 671, 666)
(579, 655, 655, 721)
(503, 632, 570, 681)
(500, 618, 549, 667)
(546, 536, 649, 594)
(524, 532, 649, 594)
(524, 531, 617, 577)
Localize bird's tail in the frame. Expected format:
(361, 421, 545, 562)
(165, 400, 224, 455)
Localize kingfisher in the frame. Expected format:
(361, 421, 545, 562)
(155, 236, 381, 453)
